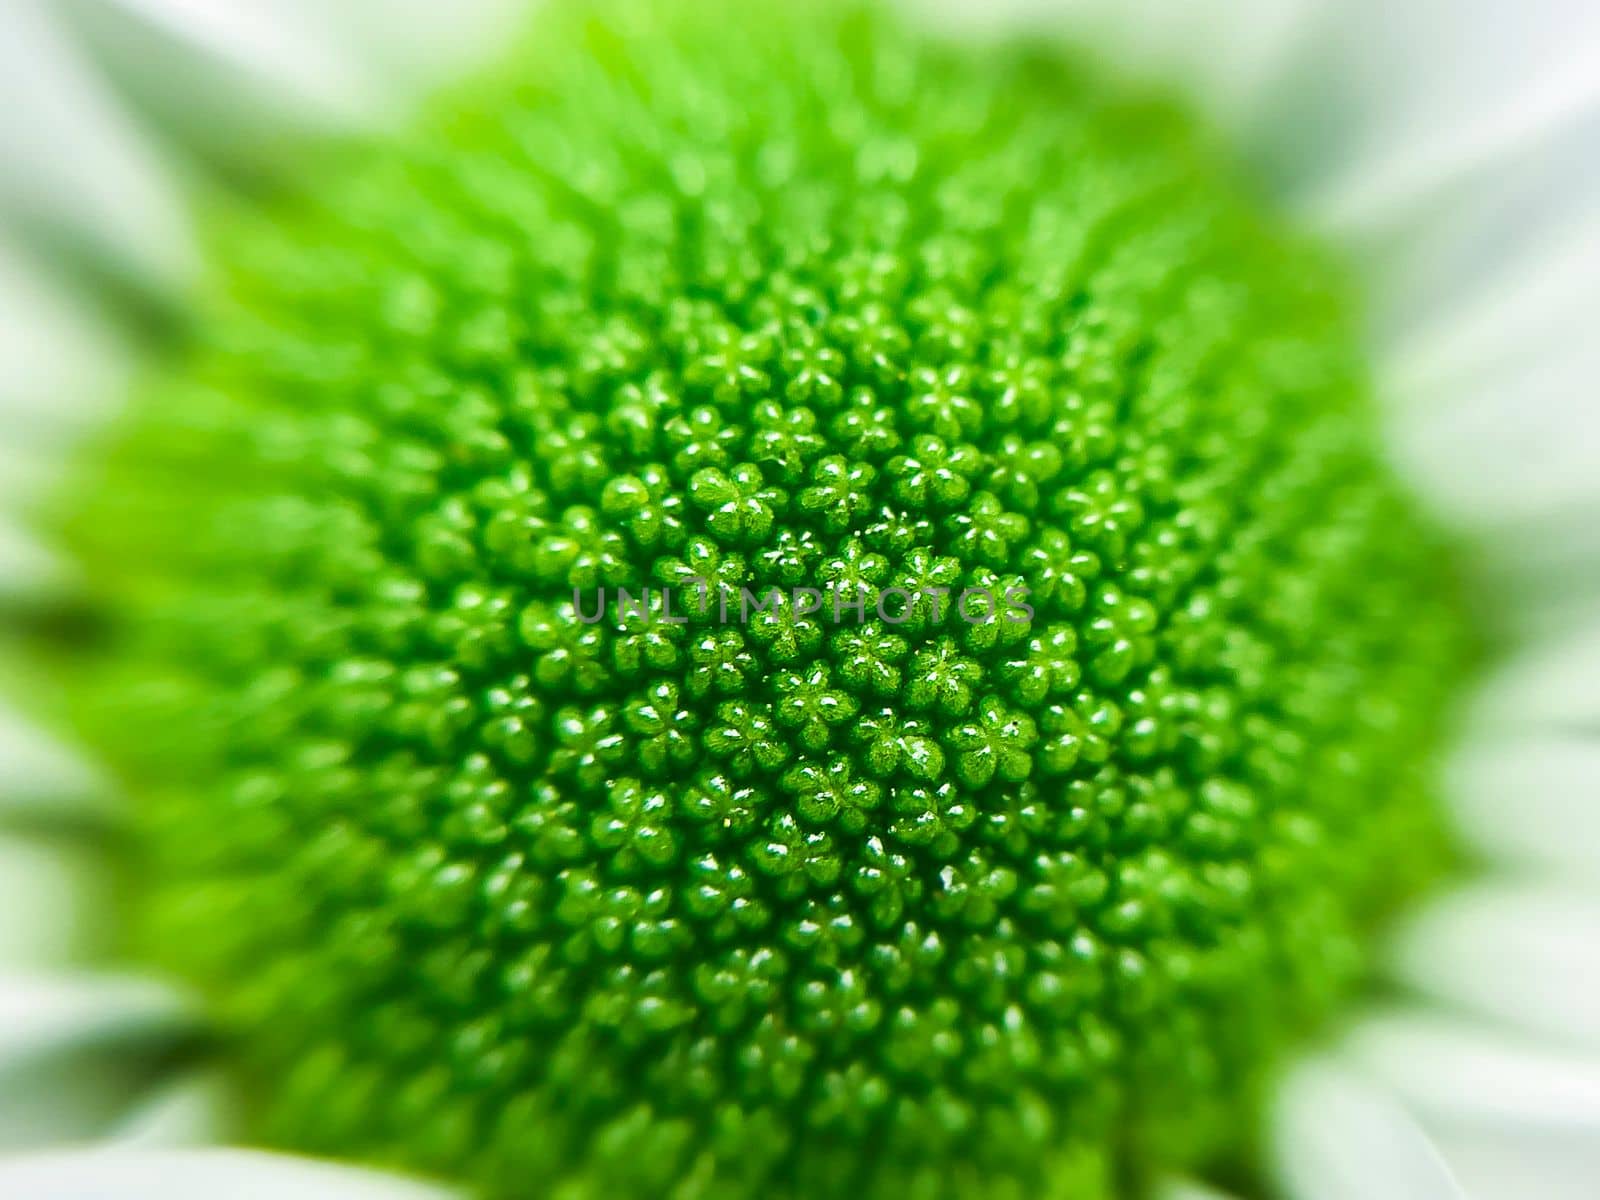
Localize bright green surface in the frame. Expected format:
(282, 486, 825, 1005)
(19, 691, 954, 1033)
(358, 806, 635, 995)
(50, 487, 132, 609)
(63, 2, 1473, 1196)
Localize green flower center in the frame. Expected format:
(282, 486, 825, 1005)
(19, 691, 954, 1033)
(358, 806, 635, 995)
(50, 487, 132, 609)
(64, 2, 1474, 1197)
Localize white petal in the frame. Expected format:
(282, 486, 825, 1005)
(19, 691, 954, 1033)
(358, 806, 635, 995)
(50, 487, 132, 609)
(0, 707, 115, 825)
(1385, 312, 1600, 564)
(317, 0, 528, 94)
(1353, 103, 1600, 581)
(1468, 618, 1600, 731)
(1270, 1056, 1465, 1200)
(1159, 1180, 1241, 1200)
(111, 1070, 235, 1147)
(56, 0, 526, 169)
(1287, 0, 1600, 241)
(1344, 1012, 1600, 1195)
(1387, 211, 1600, 388)
(0, 833, 110, 969)
(0, 971, 197, 1149)
(1304, 9, 1600, 236)
(0, 1148, 455, 1200)
(0, 523, 71, 604)
(915, 0, 1327, 130)
(0, 0, 193, 290)
(1246, 0, 1600, 405)
(1390, 882, 1600, 1050)
(1345, 1010, 1600, 1135)
(1425, 1126, 1600, 1200)
(0, 974, 187, 1060)
(1444, 734, 1600, 876)
(0, 234, 130, 451)
(55, 0, 385, 158)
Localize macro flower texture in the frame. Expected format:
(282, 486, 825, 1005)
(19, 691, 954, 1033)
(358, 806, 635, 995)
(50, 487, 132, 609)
(1, 0, 1597, 1198)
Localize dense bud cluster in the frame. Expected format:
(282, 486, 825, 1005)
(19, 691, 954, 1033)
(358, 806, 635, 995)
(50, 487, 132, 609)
(63, 2, 1473, 1197)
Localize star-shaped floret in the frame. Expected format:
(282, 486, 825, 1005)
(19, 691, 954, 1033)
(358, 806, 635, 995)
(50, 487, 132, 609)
(685, 325, 774, 407)
(944, 695, 1038, 788)
(1017, 528, 1099, 617)
(664, 404, 739, 475)
(997, 625, 1082, 708)
(885, 435, 980, 509)
(750, 400, 827, 484)
(985, 434, 1064, 511)
(677, 770, 763, 844)
(797, 454, 878, 533)
(830, 626, 908, 698)
(1055, 469, 1145, 563)
(530, 505, 632, 588)
(1082, 582, 1159, 687)
(887, 780, 975, 859)
(828, 388, 903, 460)
(689, 462, 788, 545)
(748, 810, 841, 895)
(600, 463, 688, 552)
(590, 777, 680, 871)
(780, 754, 884, 833)
(654, 535, 750, 620)
(890, 547, 963, 633)
(746, 595, 824, 664)
(944, 492, 1029, 568)
(904, 638, 982, 716)
(850, 708, 945, 782)
(781, 333, 847, 409)
(774, 663, 860, 752)
(980, 351, 1057, 432)
(621, 679, 701, 774)
(549, 704, 628, 790)
(684, 628, 756, 700)
(704, 700, 790, 777)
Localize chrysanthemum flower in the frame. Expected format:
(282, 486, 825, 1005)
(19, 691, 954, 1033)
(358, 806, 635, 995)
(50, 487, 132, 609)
(1, 1, 1596, 1198)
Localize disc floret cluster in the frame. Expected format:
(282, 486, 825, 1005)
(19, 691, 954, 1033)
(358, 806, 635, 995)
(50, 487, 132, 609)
(64, 3, 1473, 1198)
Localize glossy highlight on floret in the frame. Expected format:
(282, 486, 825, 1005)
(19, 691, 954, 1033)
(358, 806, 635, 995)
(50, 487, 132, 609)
(60, 2, 1474, 1197)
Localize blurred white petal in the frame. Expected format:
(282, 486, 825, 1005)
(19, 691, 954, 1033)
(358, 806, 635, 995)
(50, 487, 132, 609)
(0, 971, 189, 1069)
(1329, 74, 1599, 356)
(0, 833, 109, 969)
(0, 972, 196, 1149)
(1159, 1180, 1242, 1200)
(1346, 1011, 1600, 1135)
(916, 0, 1328, 128)
(1276, 0, 1600, 228)
(0, 0, 193, 290)
(1305, 10, 1599, 235)
(1386, 322, 1600, 568)
(1389, 208, 1600, 384)
(1390, 882, 1600, 1049)
(0, 1148, 455, 1199)
(317, 0, 528, 93)
(1424, 1126, 1600, 1200)
(1271, 1057, 1465, 1200)
(1469, 618, 1600, 731)
(54, 0, 385, 161)
(0, 708, 114, 825)
(1345, 1012, 1600, 1198)
(55, 0, 528, 171)
(0, 235, 130, 452)
(111, 1070, 235, 1147)
(1445, 734, 1600, 876)
(0, 523, 71, 604)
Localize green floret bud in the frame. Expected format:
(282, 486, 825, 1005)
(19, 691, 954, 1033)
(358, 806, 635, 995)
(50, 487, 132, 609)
(58, 1, 1475, 1197)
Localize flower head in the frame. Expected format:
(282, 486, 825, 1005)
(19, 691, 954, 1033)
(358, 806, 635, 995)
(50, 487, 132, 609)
(44, 4, 1481, 1197)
